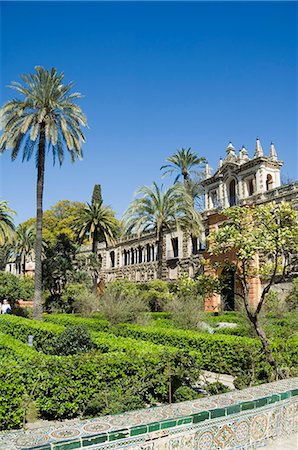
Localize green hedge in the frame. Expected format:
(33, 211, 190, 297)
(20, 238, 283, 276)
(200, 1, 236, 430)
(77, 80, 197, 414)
(0, 315, 191, 360)
(0, 331, 45, 361)
(44, 314, 298, 375)
(0, 342, 201, 428)
(43, 313, 110, 331)
(0, 315, 64, 353)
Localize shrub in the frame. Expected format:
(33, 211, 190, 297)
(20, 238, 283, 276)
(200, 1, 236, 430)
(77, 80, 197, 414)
(53, 325, 94, 355)
(173, 385, 201, 402)
(286, 279, 298, 311)
(97, 290, 149, 325)
(104, 279, 140, 299)
(44, 313, 110, 331)
(0, 272, 20, 302)
(139, 280, 173, 312)
(166, 292, 204, 330)
(0, 359, 26, 430)
(204, 382, 230, 395)
(0, 314, 64, 353)
(19, 276, 34, 301)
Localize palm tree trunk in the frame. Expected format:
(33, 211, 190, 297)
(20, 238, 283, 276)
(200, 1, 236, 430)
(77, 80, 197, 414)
(33, 124, 45, 320)
(22, 253, 26, 276)
(92, 234, 98, 294)
(157, 230, 164, 280)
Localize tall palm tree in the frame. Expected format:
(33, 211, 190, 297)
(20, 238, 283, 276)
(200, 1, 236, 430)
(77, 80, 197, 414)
(123, 183, 203, 279)
(13, 224, 35, 275)
(0, 66, 87, 319)
(160, 148, 207, 184)
(73, 201, 119, 293)
(0, 201, 15, 246)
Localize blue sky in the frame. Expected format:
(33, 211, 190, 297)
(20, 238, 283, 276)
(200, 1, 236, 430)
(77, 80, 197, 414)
(0, 1, 297, 224)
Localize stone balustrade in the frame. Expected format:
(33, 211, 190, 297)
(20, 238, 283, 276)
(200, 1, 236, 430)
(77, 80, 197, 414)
(1, 377, 297, 450)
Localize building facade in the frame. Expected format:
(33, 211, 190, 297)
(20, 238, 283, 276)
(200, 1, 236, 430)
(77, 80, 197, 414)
(6, 139, 298, 311)
(99, 138, 298, 311)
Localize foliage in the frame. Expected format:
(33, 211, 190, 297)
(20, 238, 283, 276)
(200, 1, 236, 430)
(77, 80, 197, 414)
(0, 272, 33, 306)
(286, 278, 298, 311)
(0, 243, 13, 271)
(53, 325, 94, 355)
(0, 359, 26, 430)
(0, 320, 202, 426)
(113, 322, 297, 381)
(173, 385, 200, 402)
(22, 200, 86, 247)
(72, 201, 119, 250)
(160, 148, 206, 183)
(0, 200, 15, 245)
(98, 288, 149, 325)
(104, 279, 140, 298)
(167, 292, 204, 330)
(208, 202, 298, 376)
(92, 184, 102, 205)
(12, 223, 35, 274)
(43, 233, 77, 299)
(123, 182, 203, 278)
(204, 382, 230, 395)
(139, 279, 173, 312)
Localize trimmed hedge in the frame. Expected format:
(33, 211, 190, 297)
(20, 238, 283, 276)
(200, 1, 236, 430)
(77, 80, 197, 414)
(0, 336, 201, 429)
(0, 331, 45, 361)
(43, 313, 110, 332)
(44, 314, 298, 375)
(0, 315, 64, 353)
(0, 315, 192, 360)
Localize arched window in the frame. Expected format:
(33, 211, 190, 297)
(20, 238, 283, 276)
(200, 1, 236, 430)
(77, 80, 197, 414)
(110, 251, 115, 268)
(228, 179, 237, 206)
(266, 174, 273, 191)
(146, 243, 151, 262)
(247, 178, 254, 196)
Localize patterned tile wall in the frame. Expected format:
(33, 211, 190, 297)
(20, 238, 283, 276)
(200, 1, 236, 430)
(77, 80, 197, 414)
(0, 378, 297, 450)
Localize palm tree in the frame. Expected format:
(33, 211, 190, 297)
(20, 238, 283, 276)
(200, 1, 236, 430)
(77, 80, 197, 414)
(0, 201, 15, 246)
(73, 201, 119, 293)
(160, 148, 207, 183)
(0, 66, 87, 319)
(13, 224, 35, 275)
(123, 183, 203, 279)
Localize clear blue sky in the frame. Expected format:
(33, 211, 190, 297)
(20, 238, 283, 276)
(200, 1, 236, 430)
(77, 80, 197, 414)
(0, 1, 297, 224)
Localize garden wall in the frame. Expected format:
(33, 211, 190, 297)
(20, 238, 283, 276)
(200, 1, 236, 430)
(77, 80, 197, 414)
(1, 377, 297, 450)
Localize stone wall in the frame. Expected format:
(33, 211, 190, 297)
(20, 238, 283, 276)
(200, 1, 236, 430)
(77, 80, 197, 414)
(2, 378, 297, 450)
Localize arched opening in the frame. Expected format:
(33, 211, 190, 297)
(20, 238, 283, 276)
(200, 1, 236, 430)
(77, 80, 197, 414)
(266, 174, 273, 191)
(247, 178, 255, 196)
(110, 251, 115, 268)
(146, 244, 151, 262)
(228, 179, 236, 206)
(220, 267, 235, 311)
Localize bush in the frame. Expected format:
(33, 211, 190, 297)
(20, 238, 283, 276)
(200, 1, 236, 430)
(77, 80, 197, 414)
(104, 279, 140, 299)
(0, 272, 34, 306)
(204, 382, 230, 395)
(53, 325, 94, 355)
(173, 385, 200, 402)
(166, 292, 204, 330)
(97, 289, 149, 325)
(139, 280, 173, 312)
(0, 314, 64, 353)
(286, 279, 298, 311)
(44, 283, 95, 314)
(0, 359, 26, 430)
